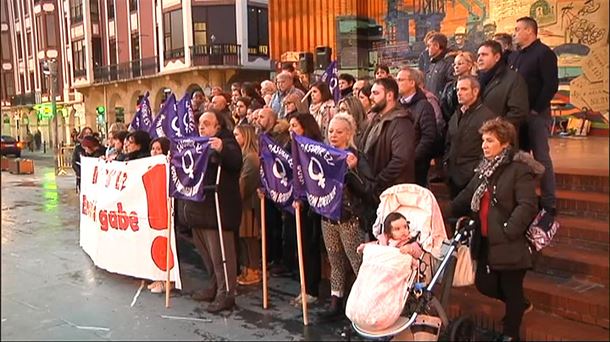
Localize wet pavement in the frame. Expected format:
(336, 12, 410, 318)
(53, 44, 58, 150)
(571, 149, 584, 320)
(1, 151, 355, 340)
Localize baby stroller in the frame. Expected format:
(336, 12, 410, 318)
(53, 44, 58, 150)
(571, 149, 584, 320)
(344, 184, 476, 341)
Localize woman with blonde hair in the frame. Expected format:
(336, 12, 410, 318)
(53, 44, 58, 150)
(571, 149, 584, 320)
(337, 96, 367, 146)
(233, 124, 262, 285)
(440, 51, 477, 122)
(283, 92, 308, 117)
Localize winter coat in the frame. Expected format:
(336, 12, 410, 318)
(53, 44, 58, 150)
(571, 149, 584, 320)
(177, 128, 243, 231)
(400, 89, 438, 162)
(451, 150, 543, 270)
(239, 151, 260, 238)
(480, 64, 529, 133)
(425, 51, 455, 98)
(444, 101, 497, 190)
(72, 145, 106, 179)
(440, 80, 459, 124)
(310, 99, 336, 141)
(360, 105, 416, 197)
(115, 149, 150, 161)
(339, 148, 376, 222)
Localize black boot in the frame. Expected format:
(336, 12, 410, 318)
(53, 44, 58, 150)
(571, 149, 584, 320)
(320, 295, 344, 322)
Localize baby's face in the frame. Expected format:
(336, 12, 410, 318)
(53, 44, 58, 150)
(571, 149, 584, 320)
(390, 218, 410, 241)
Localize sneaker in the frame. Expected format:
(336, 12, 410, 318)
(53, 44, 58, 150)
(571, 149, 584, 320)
(237, 269, 261, 286)
(149, 281, 172, 294)
(292, 293, 317, 307)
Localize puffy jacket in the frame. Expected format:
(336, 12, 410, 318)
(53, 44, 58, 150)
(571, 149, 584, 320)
(177, 128, 243, 231)
(399, 88, 438, 162)
(425, 51, 455, 98)
(360, 105, 416, 197)
(340, 149, 376, 221)
(451, 150, 543, 270)
(440, 80, 458, 123)
(444, 101, 497, 190)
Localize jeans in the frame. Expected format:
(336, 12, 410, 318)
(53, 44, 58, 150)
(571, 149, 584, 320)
(520, 109, 556, 211)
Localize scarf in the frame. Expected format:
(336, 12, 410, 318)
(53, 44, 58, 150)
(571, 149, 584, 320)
(470, 148, 512, 212)
(478, 62, 500, 94)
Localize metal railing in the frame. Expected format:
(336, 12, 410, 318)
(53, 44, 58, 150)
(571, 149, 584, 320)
(164, 48, 185, 60)
(10, 92, 36, 106)
(93, 57, 159, 84)
(190, 44, 241, 66)
(74, 69, 87, 78)
(56, 145, 75, 176)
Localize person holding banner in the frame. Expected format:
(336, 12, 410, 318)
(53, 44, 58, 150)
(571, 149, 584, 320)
(116, 131, 151, 161)
(72, 127, 94, 193)
(234, 125, 263, 286)
(319, 113, 376, 321)
(181, 109, 242, 313)
(360, 78, 417, 197)
(308, 81, 336, 141)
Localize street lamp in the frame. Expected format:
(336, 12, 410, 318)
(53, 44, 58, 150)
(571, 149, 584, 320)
(41, 59, 58, 154)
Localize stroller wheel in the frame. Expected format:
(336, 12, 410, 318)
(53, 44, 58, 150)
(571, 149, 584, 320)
(449, 315, 475, 341)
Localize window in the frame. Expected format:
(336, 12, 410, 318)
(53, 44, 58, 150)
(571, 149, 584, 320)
(16, 32, 23, 60)
(131, 33, 139, 60)
(4, 74, 15, 96)
(193, 22, 207, 46)
(247, 6, 268, 56)
(92, 37, 102, 67)
(29, 72, 34, 90)
(109, 39, 117, 64)
(107, 0, 114, 20)
(19, 74, 25, 93)
(36, 16, 44, 50)
(24, 1, 29, 16)
(90, 0, 99, 21)
(70, 0, 83, 23)
(1, 1, 7, 22)
(129, 0, 137, 12)
(45, 14, 57, 48)
(72, 40, 85, 73)
(163, 9, 183, 56)
(0, 33, 10, 60)
(26, 32, 32, 56)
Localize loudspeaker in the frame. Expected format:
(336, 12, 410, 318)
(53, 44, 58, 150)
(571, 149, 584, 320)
(299, 52, 314, 74)
(315, 46, 332, 69)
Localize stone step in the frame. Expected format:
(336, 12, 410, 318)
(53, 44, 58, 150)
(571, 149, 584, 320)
(552, 189, 609, 220)
(555, 172, 609, 194)
(536, 241, 609, 286)
(524, 272, 609, 328)
(555, 215, 609, 251)
(447, 285, 610, 341)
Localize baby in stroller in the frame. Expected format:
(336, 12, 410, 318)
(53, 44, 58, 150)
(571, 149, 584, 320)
(356, 212, 424, 270)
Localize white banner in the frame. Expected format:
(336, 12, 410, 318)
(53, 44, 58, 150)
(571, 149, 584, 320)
(79, 155, 182, 289)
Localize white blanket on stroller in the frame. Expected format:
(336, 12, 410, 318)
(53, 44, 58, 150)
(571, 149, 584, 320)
(346, 244, 416, 332)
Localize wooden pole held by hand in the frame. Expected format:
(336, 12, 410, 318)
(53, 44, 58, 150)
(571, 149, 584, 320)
(294, 202, 309, 325)
(260, 195, 268, 309)
(165, 197, 173, 308)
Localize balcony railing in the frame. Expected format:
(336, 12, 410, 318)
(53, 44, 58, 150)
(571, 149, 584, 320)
(164, 48, 185, 61)
(248, 45, 269, 57)
(190, 44, 241, 67)
(74, 69, 87, 78)
(10, 92, 36, 106)
(93, 57, 159, 84)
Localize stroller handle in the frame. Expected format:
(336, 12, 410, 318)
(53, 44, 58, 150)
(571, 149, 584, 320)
(455, 216, 475, 235)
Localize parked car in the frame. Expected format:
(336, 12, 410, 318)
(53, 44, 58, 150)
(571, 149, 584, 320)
(1, 135, 24, 157)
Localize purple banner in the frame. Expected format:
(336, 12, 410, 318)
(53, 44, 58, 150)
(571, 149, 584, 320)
(169, 136, 211, 201)
(259, 134, 294, 213)
(129, 91, 153, 132)
(320, 61, 340, 103)
(177, 92, 198, 138)
(150, 94, 177, 140)
(291, 134, 348, 221)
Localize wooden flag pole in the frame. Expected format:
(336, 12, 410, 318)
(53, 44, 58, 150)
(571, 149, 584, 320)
(260, 194, 268, 309)
(294, 201, 309, 325)
(165, 197, 173, 308)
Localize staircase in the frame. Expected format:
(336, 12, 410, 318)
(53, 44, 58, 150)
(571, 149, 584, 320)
(431, 167, 610, 341)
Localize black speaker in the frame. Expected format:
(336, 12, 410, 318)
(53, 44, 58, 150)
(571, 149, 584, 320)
(315, 46, 332, 69)
(299, 52, 314, 73)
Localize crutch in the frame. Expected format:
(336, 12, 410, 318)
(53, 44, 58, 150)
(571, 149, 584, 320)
(213, 164, 231, 292)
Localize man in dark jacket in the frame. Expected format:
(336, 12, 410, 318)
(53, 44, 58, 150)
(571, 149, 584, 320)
(509, 16, 559, 215)
(397, 66, 437, 188)
(210, 95, 235, 131)
(444, 76, 497, 198)
(360, 78, 416, 197)
(338, 73, 356, 99)
(425, 33, 455, 98)
(180, 109, 243, 313)
(477, 40, 529, 145)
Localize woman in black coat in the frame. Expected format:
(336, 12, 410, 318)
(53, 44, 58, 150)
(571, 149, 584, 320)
(451, 118, 542, 341)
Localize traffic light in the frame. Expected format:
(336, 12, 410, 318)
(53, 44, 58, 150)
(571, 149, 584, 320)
(96, 105, 106, 117)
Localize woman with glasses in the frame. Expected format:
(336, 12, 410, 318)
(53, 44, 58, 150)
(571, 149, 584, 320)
(282, 92, 307, 117)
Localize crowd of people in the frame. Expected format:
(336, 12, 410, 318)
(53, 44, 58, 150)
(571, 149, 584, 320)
(70, 17, 557, 341)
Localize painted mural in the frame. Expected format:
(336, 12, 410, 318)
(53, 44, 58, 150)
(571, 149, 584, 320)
(367, 0, 609, 133)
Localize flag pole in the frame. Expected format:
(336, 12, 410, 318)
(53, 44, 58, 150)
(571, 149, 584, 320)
(214, 165, 231, 292)
(165, 197, 173, 308)
(301, 88, 313, 103)
(260, 193, 268, 309)
(294, 201, 309, 325)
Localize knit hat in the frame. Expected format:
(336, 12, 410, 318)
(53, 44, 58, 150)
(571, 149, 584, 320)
(81, 136, 100, 149)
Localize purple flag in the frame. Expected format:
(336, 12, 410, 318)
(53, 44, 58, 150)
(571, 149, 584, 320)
(291, 134, 348, 221)
(169, 136, 211, 201)
(129, 91, 153, 132)
(320, 61, 340, 103)
(259, 134, 294, 213)
(150, 93, 178, 139)
(177, 92, 198, 138)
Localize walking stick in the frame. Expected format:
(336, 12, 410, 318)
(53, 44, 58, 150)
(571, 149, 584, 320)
(260, 194, 268, 309)
(165, 197, 173, 308)
(294, 201, 309, 326)
(214, 165, 231, 292)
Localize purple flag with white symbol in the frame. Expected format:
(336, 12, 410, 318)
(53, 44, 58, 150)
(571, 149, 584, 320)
(150, 93, 177, 139)
(177, 92, 198, 138)
(259, 134, 294, 213)
(129, 91, 153, 132)
(320, 61, 340, 103)
(291, 134, 348, 221)
(169, 136, 211, 201)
